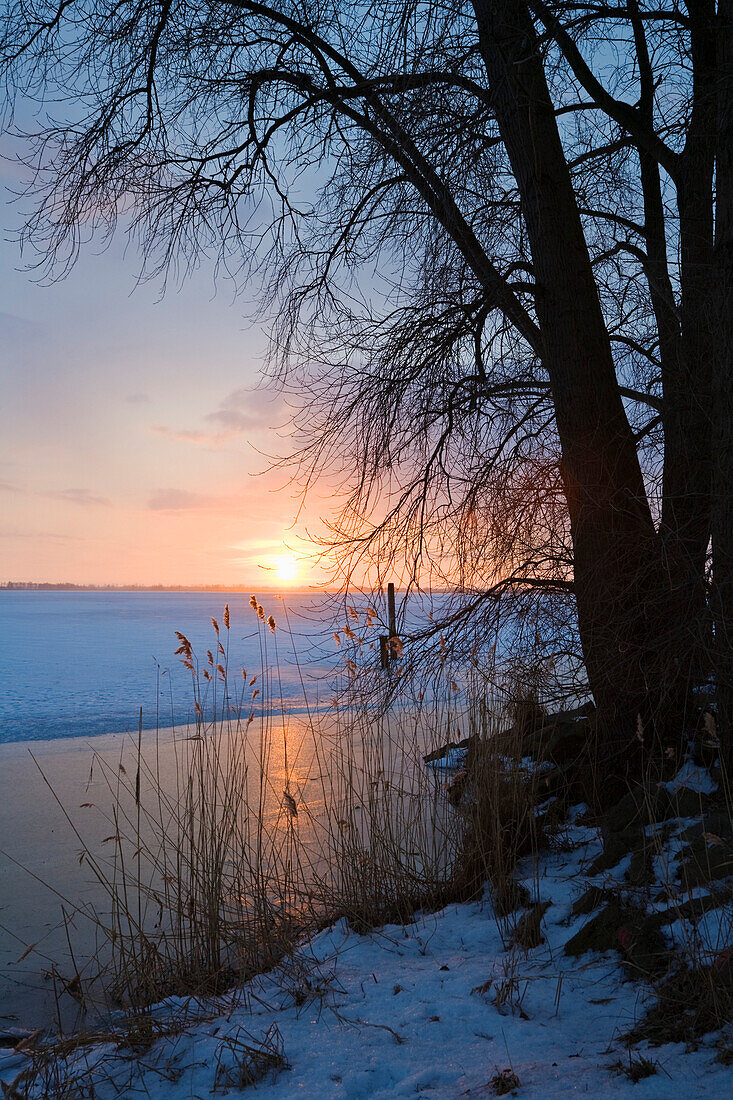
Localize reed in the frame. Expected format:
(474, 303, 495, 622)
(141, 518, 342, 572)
(36, 597, 513, 1025)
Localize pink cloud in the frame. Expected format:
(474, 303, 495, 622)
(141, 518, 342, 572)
(152, 387, 287, 447)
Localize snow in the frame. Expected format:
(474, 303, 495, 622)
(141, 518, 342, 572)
(663, 759, 718, 796)
(3, 813, 732, 1098)
(424, 750, 555, 775)
(425, 746, 468, 770)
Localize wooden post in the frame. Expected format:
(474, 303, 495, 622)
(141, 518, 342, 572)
(379, 635, 390, 670)
(380, 583, 400, 669)
(387, 582, 397, 641)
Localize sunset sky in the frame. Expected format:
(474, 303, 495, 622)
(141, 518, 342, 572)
(1, 159, 328, 587)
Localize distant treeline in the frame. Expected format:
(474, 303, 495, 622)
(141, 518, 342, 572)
(1, 582, 315, 592)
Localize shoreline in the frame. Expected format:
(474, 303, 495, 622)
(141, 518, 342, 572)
(0, 703, 451, 1031)
(0, 712, 329, 1031)
(0, 703, 327, 759)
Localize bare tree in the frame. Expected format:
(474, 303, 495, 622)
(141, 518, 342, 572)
(1, 0, 728, 771)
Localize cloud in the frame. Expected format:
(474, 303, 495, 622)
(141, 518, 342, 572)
(205, 408, 257, 432)
(203, 387, 273, 432)
(153, 387, 286, 447)
(0, 483, 110, 506)
(147, 488, 236, 512)
(45, 488, 111, 507)
(152, 426, 222, 446)
(0, 529, 85, 541)
(0, 311, 41, 336)
(232, 538, 285, 552)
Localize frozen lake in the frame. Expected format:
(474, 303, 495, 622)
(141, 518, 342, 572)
(0, 590, 348, 743)
(0, 588, 478, 1031)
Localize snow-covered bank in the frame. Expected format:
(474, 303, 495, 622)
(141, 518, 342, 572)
(3, 802, 732, 1099)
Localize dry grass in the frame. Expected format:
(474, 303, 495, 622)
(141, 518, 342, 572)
(1, 1007, 199, 1098)
(449, 695, 544, 942)
(489, 1066, 521, 1095)
(213, 1023, 288, 1091)
(608, 1051, 659, 1083)
(22, 600, 530, 1031)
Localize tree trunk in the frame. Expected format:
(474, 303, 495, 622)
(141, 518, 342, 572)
(713, 0, 733, 771)
(662, 168, 714, 693)
(635, 0, 715, 700)
(661, 1, 716, 701)
(472, 0, 678, 763)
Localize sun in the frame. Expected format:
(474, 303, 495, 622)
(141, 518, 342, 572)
(272, 553, 298, 584)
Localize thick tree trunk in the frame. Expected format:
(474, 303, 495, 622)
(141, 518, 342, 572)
(662, 170, 714, 693)
(661, 181, 713, 670)
(638, 0, 715, 698)
(472, 0, 678, 762)
(636, 154, 712, 717)
(660, 1, 716, 699)
(713, 0, 733, 771)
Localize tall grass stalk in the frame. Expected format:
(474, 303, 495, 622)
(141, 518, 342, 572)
(39, 598, 514, 1021)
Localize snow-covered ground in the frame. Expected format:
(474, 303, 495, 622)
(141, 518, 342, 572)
(3, 808, 731, 1099)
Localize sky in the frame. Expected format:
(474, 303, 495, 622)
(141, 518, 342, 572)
(1, 158, 332, 588)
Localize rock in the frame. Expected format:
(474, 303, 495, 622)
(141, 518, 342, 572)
(679, 811, 733, 843)
(521, 714, 591, 767)
(675, 836, 733, 888)
(691, 738, 720, 770)
(493, 877, 531, 918)
(655, 890, 728, 927)
(600, 782, 713, 838)
(712, 946, 733, 990)
(565, 900, 669, 977)
(424, 742, 460, 764)
(627, 962, 733, 1046)
(587, 826, 641, 875)
(533, 763, 572, 801)
(666, 786, 713, 820)
(571, 885, 609, 917)
(565, 900, 628, 957)
(602, 785, 668, 835)
(446, 769, 470, 806)
(627, 842, 654, 887)
(511, 900, 551, 949)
